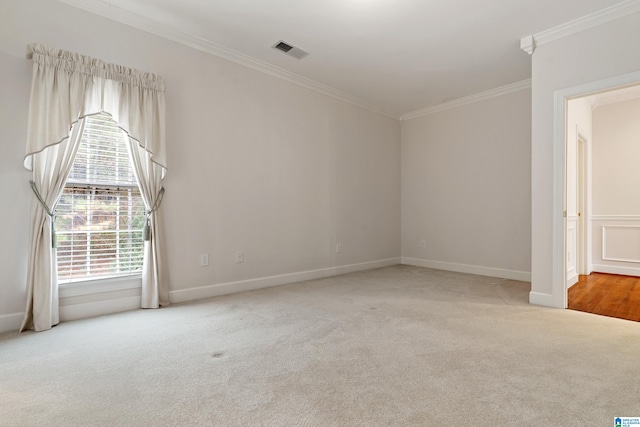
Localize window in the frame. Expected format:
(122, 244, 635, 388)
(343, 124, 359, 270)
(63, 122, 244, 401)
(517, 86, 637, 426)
(55, 113, 145, 283)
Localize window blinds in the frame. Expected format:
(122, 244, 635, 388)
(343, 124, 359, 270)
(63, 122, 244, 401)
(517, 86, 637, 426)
(55, 114, 145, 282)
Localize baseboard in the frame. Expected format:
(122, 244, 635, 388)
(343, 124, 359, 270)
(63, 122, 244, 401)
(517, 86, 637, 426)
(0, 297, 141, 333)
(400, 257, 531, 282)
(2, 259, 400, 332)
(59, 296, 141, 322)
(0, 312, 24, 334)
(170, 257, 401, 304)
(592, 264, 640, 277)
(529, 291, 555, 307)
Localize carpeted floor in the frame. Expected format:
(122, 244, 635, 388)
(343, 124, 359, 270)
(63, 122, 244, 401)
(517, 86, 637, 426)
(1, 265, 639, 426)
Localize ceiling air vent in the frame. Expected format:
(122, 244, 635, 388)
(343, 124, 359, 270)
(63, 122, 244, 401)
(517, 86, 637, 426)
(272, 40, 309, 60)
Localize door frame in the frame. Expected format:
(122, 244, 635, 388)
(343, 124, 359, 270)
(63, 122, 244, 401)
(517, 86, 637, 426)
(552, 71, 640, 309)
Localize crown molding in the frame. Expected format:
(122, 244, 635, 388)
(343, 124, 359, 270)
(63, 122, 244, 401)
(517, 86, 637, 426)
(520, 35, 535, 55)
(521, 0, 640, 55)
(56, 0, 397, 119)
(586, 85, 640, 110)
(401, 79, 531, 121)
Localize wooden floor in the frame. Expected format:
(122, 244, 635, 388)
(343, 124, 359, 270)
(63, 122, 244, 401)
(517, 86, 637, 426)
(568, 273, 640, 322)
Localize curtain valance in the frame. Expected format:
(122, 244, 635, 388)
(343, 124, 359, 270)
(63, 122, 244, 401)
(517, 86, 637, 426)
(24, 43, 167, 177)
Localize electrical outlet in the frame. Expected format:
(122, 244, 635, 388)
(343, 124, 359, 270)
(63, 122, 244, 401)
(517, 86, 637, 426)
(200, 253, 209, 267)
(236, 250, 244, 263)
(336, 243, 342, 253)
(420, 240, 426, 248)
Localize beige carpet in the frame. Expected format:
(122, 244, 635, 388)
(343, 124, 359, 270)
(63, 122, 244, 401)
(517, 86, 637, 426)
(1, 265, 639, 426)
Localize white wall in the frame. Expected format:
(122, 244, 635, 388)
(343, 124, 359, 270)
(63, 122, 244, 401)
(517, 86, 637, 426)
(530, 11, 640, 306)
(0, 50, 32, 327)
(591, 98, 640, 277)
(592, 99, 640, 215)
(565, 98, 592, 285)
(401, 89, 531, 280)
(0, 0, 401, 331)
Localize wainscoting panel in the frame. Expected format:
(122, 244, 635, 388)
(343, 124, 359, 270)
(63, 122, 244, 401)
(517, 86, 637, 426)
(592, 216, 640, 277)
(602, 225, 640, 262)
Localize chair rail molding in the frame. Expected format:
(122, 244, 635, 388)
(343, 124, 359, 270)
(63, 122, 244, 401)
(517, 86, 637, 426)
(591, 215, 640, 221)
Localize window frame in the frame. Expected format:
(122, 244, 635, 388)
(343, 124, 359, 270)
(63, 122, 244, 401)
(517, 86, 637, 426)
(58, 274, 142, 297)
(55, 113, 146, 284)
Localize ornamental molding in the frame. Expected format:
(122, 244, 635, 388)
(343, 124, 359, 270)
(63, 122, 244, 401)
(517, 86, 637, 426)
(520, 0, 640, 55)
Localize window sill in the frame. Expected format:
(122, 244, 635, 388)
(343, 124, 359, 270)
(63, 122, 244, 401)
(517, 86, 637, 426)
(59, 274, 142, 298)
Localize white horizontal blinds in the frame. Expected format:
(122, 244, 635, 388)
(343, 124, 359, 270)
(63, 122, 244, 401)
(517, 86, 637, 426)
(55, 113, 145, 282)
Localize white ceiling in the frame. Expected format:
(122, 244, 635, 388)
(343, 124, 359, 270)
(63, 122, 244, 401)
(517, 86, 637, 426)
(69, 0, 625, 117)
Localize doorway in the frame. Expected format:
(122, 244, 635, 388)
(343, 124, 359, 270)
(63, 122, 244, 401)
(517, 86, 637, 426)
(551, 71, 640, 308)
(562, 81, 640, 312)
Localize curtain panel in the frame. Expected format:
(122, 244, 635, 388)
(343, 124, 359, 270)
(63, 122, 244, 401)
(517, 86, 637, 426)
(21, 44, 169, 332)
(21, 121, 85, 332)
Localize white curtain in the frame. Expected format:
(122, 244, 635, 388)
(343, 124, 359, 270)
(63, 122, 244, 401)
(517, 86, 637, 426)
(128, 140, 170, 308)
(20, 122, 85, 332)
(22, 44, 169, 332)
